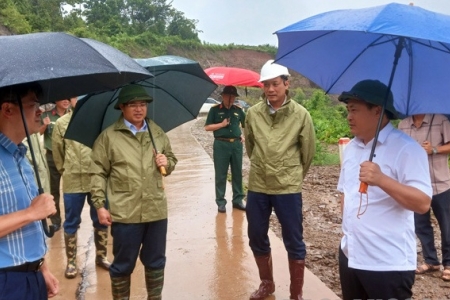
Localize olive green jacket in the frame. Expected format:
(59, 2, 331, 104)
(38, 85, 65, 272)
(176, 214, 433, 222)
(90, 117, 177, 223)
(23, 134, 50, 193)
(244, 98, 316, 194)
(52, 111, 91, 193)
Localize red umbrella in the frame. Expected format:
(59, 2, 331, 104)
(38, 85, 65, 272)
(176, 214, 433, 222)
(204, 67, 263, 88)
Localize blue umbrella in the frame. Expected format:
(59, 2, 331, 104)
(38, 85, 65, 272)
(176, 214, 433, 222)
(274, 3, 450, 193)
(275, 3, 450, 117)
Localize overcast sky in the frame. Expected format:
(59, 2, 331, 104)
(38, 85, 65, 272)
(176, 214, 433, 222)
(170, 0, 450, 46)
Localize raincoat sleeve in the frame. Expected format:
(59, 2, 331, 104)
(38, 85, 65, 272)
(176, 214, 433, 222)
(299, 110, 316, 178)
(244, 110, 254, 158)
(90, 134, 111, 209)
(52, 120, 65, 174)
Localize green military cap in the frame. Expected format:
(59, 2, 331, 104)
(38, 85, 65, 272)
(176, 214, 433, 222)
(339, 79, 398, 119)
(114, 84, 153, 109)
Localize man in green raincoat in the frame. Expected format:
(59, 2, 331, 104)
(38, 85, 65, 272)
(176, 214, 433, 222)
(90, 84, 177, 300)
(52, 97, 111, 279)
(245, 60, 316, 300)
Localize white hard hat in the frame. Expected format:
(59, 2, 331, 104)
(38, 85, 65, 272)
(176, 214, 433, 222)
(259, 59, 290, 82)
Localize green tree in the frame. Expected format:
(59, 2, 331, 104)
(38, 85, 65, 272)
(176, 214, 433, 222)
(0, 0, 32, 33)
(166, 10, 200, 41)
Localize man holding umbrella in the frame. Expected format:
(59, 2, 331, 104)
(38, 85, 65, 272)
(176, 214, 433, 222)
(0, 83, 59, 299)
(337, 80, 432, 299)
(205, 85, 246, 213)
(90, 84, 177, 299)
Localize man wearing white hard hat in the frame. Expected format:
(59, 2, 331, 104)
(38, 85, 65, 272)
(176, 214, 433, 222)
(244, 60, 316, 300)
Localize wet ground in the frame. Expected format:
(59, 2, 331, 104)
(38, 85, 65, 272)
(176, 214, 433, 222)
(45, 120, 339, 300)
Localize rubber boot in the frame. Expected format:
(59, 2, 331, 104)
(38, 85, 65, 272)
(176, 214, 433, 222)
(64, 232, 77, 279)
(145, 267, 165, 300)
(94, 228, 111, 270)
(250, 253, 275, 300)
(111, 276, 131, 300)
(289, 259, 305, 300)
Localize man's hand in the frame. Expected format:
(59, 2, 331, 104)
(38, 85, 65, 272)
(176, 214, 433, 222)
(221, 118, 229, 128)
(97, 207, 112, 226)
(421, 141, 433, 155)
(41, 261, 59, 298)
(28, 193, 56, 221)
(155, 153, 168, 168)
(42, 116, 51, 126)
(359, 161, 384, 187)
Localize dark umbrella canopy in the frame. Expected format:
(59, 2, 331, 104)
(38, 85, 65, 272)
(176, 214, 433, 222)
(0, 32, 152, 103)
(275, 3, 450, 116)
(65, 55, 217, 148)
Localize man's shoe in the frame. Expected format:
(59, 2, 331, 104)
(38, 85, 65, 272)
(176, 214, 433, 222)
(218, 205, 226, 213)
(232, 203, 246, 211)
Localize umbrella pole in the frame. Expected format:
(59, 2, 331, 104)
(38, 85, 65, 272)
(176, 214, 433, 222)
(145, 119, 167, 176)
(18, 100, 55, 237)
(360, 37, 405, 193)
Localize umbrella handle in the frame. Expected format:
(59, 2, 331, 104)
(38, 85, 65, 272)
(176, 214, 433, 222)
(42, 219, 55, 237)
(359, 182, 368, 194)
(159, 166, 167, 176)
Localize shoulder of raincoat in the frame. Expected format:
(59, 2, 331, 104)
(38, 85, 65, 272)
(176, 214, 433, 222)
(23, 134, 50, 193)
(52, 111, 92, 193)
(90, 116, 178, 223)
(244, 98, 316, 194)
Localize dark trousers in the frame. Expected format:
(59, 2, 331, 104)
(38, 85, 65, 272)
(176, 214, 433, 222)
(109, 220, 167, 277)
(415, 188, 450, 266)
(63, 192, 107, 234)
(246, 191, 305, 260)
(339, 247, 415, 300)
(213, 139, 244, 206)
(46, 151, 61, 226)
(0, 271, 47, 299)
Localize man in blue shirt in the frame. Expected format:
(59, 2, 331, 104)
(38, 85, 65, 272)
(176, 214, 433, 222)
(0, 83, 59, 299)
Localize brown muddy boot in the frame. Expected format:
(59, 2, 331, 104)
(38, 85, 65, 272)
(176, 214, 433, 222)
(250, 253, 275, 300)
(64, 232, 78, 279)
(111, 276, 131, 300)
(145, 267, 165, 300)
(289, 259, 305, 300)
(94, 228, 111, 270)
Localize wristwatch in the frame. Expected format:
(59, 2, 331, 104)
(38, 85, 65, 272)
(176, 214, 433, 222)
(432, 147, 438, 155)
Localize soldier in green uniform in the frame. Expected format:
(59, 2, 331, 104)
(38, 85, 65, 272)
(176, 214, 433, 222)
(205, 85, 246, 213)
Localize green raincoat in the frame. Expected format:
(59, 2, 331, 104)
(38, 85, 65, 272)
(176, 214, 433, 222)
(52, 111, 91, 193)
(244, 98, 315, 194)
(90, 117, 177, 223)
(23, 134, 50, 193)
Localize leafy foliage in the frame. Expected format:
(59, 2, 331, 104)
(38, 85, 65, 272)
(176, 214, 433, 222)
(294, 89, 351, 144)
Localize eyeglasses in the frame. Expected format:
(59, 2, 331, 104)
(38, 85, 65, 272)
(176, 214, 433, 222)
(126, 102, 147, 109)
(11, 101, 41, 111)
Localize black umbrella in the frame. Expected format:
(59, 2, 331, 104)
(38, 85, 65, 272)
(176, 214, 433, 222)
(0, 32, 152, 237)
(0, 32, 152, 103)
(64, 55, 217, 148)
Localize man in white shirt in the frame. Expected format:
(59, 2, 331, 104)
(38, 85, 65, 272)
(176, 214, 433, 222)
(337, 79, 432, 300)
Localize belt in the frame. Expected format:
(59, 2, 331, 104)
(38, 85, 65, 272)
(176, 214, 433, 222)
(215, 137, 240, 142)
(0, 258, 44, 272)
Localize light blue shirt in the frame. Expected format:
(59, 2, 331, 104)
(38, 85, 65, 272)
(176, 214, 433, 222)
(123, 119, 148, 135)
(0, 133, 46, 267)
